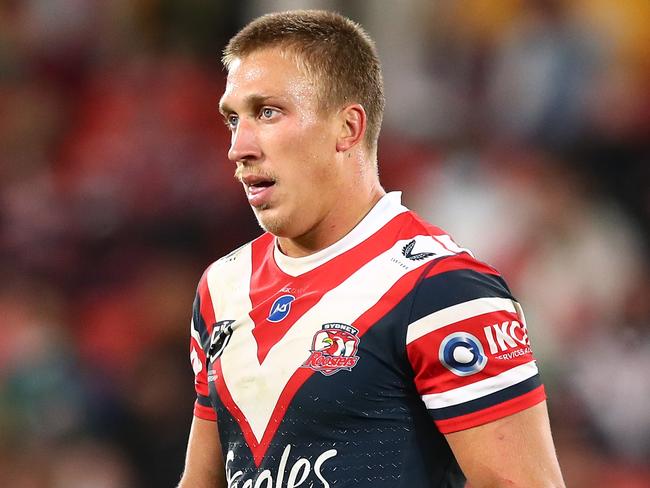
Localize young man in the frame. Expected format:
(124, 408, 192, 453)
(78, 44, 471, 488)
(179, 10, 565, 488)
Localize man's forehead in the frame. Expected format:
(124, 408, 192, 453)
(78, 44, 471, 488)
(220, 50, 318, 111)
(225, 47, 315, 88)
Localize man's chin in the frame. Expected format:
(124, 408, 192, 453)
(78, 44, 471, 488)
(253, 208, 290, 236)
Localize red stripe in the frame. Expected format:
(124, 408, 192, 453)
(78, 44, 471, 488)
(193, 402, 217, 421)
(424, 252, 500, 279)
(198, 266, 217, 327)
(435, 385, 546, 434)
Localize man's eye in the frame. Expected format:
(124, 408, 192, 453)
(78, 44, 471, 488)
(260, 107, 276, 119)
(225, 115, 239, 129)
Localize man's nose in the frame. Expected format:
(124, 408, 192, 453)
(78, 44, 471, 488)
(228, 118, 261, 163)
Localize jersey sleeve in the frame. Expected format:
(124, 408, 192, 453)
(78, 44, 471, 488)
(405, 253, 546, 434)
(189, 275, 217, 421)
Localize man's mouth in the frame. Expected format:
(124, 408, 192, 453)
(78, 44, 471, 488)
(243, 175, 275, 192)
(241, 174, 276, 206)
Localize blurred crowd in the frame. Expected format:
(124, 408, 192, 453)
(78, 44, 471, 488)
(0, 1, 648, 487)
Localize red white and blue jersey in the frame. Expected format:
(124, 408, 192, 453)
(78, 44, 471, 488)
(189, 192, 545, 487)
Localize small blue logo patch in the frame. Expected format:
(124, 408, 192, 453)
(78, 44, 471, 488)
(268, 294, 295, 322)
(439, 332, 487, 376)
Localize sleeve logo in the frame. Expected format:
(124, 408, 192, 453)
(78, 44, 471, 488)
(439, 332, 488, 376)
(301, 323, 360, 376)
(401, 239, 436, 261)
(483, 321, 530, 354)
(207, 319, 235, 364)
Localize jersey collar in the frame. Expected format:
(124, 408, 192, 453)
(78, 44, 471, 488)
(273, 191, 408, 276)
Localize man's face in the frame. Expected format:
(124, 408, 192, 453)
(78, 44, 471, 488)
(219, 48, 342, 239)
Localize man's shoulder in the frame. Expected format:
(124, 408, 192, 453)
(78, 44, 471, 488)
(400, 209, 476, 257)
(398, 209, 503, 283)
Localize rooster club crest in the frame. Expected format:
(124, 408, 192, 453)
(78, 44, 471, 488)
(302, 323, 361, 376)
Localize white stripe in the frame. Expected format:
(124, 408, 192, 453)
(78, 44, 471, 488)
(190, 318, 202, 344)
(421, 361, 539, 410)
(406, 297, 518, 345)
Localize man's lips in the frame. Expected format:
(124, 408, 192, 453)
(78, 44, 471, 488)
(242, 174, 275, 187)
(240, 174, 276, 206)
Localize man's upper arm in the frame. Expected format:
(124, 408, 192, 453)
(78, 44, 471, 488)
(180, 271, 224, 487)
(178, 416, 225, 488)
(405, 256, 545, 433)
(446, 401, 565, 487)
(404, 251, 564, 484)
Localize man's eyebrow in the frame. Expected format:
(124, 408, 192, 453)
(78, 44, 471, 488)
(218, 100, 232, 116)
(219, 94, 279, 115)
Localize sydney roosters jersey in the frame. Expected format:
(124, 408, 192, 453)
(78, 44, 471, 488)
(189, 192, 545, 487)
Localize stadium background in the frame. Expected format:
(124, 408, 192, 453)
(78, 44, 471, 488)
(0, 0, 648, 486)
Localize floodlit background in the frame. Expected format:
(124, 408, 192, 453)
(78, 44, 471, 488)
(1, 0, 648, 486)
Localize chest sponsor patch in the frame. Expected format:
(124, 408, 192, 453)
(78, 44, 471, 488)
(268, 294, 296, 322)
(301, 323, 360, 376)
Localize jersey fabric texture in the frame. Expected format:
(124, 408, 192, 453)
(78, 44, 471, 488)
(189, 192, 545, 487)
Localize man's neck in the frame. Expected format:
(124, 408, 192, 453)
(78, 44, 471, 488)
(277, 184, 385, 258)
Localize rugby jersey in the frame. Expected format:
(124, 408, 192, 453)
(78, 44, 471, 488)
(189, 192, 545, 487)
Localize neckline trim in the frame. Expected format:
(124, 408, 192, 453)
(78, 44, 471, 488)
(273, 191, 408, 276)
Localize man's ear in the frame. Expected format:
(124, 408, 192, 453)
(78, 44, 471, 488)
(336, 104, 367, 152)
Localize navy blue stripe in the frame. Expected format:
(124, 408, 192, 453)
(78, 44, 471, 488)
(196, 394, 213, 407)
(409, 269, 514, 324)
(428, 373, 542, 420)
(193, 292, 210, 347)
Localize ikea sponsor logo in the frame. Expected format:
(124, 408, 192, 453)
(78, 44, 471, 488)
(268, 294, 295, 323)
(483, 321, 530, 354)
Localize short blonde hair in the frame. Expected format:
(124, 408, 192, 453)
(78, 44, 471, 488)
(223, 10, 385, 153)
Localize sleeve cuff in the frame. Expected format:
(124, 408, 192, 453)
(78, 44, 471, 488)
(435, 385, 546, 434)
(193, 400, 217, 421)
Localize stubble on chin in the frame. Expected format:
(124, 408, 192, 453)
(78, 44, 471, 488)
(252, 206, 289, 236)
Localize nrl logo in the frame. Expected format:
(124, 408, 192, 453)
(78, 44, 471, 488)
(207, 320, 235, 364)
(302, 323, 360, 376)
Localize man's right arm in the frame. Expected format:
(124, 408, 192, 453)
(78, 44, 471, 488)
(178, 416, 226, 488)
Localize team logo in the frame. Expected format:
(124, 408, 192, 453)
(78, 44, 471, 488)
(439, 332, 488, 376)
(402, 239, 435, 261)
(268, 294, 295, 322)
(207, 319, 235, 364)
(302, 323, 361, 376)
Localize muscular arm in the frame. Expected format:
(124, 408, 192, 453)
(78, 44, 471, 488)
(178, 416, 226, 488)
(445, 402, 565, 488)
